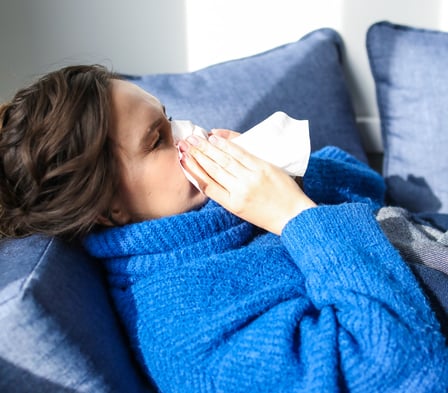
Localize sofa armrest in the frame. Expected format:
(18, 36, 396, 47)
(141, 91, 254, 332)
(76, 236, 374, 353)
(0, 235, 153, 392)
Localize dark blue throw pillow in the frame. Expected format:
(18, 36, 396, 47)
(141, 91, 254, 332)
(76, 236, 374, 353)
(0, 235, 153, 392)
(367, 21, 448, 230)
(125, 28, 367, 163)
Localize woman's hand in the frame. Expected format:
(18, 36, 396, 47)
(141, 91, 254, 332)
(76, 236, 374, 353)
(179, 130, 316, 235)
(209, 128, 240, 140)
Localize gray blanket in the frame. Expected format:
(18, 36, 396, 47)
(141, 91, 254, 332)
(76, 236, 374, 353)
(377, 206, 448, 276)
(377, 206, 448, 338)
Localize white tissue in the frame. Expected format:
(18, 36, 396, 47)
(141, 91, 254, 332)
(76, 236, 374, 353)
(232, 112, 310, 177)
(171, 120, 209, 189)
(171, 112, 310, 190)
(171, 120, 209, 144)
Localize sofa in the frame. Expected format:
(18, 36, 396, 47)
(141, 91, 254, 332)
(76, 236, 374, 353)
(1, 21, 447, 392)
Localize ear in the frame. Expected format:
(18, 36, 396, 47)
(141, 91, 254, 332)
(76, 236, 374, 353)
(96, 199, 131, 227)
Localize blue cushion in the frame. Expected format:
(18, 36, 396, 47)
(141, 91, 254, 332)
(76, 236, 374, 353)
(0, 235, 153, 392)
(125, 28, 367, 163)
(367, 21, 448, 230)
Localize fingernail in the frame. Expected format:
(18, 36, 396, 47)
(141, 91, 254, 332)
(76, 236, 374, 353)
(187, 135, 200, 146)
(208, 135, 220, 145)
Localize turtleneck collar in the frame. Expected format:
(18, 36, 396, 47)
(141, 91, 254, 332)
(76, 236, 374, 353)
(84, 201, 257, 260)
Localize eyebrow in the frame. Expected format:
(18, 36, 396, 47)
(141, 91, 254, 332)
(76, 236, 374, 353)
(139, 116, 164, 151)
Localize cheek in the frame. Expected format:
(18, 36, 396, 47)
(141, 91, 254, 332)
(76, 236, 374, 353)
(121, 150, 188, 207)
(118, 159, 153, 205)
(149, 151, 186, 192)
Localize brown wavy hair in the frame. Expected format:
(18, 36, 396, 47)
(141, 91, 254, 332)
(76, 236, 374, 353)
(0, 65, 120, 239)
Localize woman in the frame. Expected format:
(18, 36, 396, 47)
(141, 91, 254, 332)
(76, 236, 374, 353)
(1, 65, 447, 392)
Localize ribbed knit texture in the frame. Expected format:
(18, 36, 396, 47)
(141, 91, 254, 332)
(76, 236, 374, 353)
(84, 147, 448, 392)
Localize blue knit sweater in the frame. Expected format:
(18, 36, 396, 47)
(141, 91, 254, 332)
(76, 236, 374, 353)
(84, 147, 448, 392)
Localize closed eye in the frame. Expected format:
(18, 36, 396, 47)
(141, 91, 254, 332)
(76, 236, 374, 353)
(153, 132, 164, 149)
(143, 130, 163, 153)
(143, 115, 172, 154)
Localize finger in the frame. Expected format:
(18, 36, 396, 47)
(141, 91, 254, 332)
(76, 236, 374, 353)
(187, 135, 253, 175)
(207, 134, 260, 171)
(186, 146, 239, 191)
(210, 128, 241, 140)
(180, 152, 232, 203)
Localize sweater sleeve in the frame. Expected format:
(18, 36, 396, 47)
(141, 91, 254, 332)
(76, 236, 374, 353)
(280, 203, 448, 392)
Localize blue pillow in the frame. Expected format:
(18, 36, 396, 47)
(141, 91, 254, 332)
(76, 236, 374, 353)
(125, 28, 367, 163)
(367, 21, 448, 230)
(0, 235, 153, 392)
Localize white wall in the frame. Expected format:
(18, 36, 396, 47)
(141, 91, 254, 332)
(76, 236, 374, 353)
(0, 0, 187, 101)
(1, 0, 447, 152)
(185, 0, 448, 152)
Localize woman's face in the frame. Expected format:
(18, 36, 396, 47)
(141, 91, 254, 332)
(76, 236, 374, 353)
(106, 79, 208, 225)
